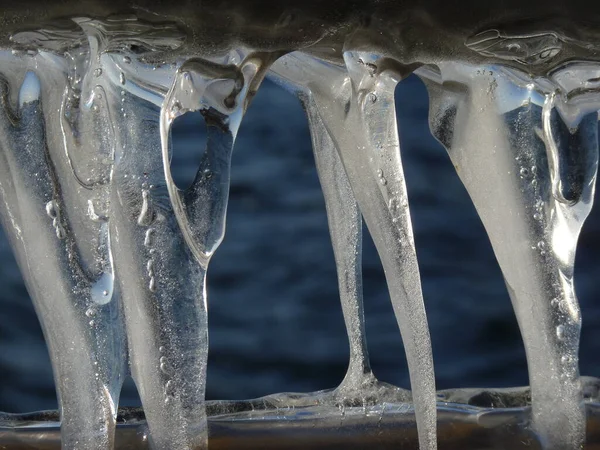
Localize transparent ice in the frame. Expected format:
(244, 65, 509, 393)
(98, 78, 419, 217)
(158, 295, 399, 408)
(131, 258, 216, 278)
(0, 13, 598, 450)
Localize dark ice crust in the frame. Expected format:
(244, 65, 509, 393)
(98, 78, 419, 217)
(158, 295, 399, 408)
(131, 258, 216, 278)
(1, 0, 600, 74)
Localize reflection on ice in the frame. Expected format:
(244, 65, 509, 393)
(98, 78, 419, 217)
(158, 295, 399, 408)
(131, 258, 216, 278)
(0, 11, 598, 450)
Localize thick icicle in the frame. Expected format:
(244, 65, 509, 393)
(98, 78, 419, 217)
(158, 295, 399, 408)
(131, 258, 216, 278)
(108, 82, 210, 450)
(420, 62, 599, 449)
(271, 51, 437, 450)
(109, 50, 273, 450)
(56, 18, 206, 450)
(0, 47, 126, 449)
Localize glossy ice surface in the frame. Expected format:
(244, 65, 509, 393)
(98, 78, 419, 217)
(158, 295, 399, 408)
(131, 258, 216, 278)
(0, 7, 599, 450)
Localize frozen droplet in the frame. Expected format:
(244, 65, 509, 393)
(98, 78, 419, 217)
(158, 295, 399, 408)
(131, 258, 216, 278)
(146, 259, 154, 275)
(46, 200, 58, 219)
(144, 228, 154, 247)
(137, 190, 155, 226)
(149, 277, 156, 292)
(164, 380, 175, 398)
(520, 167, 530, 177)
(19, 71, 41, 107)
(123, 56, 132, 64)
(94, 68, 102, 77)
(119, 72, 126, 85)
(85, 308, 95, 317)
(91, 272, 114, 305)
(55, 226, 66, 240)
(557, 325, 565, 340)
(160, 356, 171, 375)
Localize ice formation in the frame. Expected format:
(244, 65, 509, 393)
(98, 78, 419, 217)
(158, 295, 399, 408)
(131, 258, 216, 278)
(418, 58, 599, 449)
(0, 7, 598, 450)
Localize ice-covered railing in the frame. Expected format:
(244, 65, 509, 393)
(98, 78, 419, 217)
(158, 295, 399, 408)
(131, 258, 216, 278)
(0, 1, 600, 449)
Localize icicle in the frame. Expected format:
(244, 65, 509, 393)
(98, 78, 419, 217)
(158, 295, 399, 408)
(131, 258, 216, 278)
(94, 50, 274, 450)
(160, 52, 275, 264)
(419, 62, 599, 449)
(3, 16, 187, 449)
(39, 18, 207, 450)
(108, 83, 211, 450)
(0, 48, 126, 449)
(160, 57, 245, 268)
(304, 100, 375, 394)
(269, 61, 375, 398)
(271, 51, 437, 450)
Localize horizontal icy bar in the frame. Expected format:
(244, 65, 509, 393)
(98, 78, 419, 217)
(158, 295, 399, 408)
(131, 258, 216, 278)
(4, 398, 600, 449)
(3, 0, 600, 75)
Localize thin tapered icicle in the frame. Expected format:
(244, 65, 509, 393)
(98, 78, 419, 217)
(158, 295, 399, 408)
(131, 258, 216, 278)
(304, 98, 375, 393)
(272, 64, 374, 396)
(271, 51, 437, 450)
(269, 63, 373, 396)
(420, 62, 599, 449)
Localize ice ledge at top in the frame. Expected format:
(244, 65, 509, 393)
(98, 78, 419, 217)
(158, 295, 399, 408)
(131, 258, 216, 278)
(2, 0, 600, 75)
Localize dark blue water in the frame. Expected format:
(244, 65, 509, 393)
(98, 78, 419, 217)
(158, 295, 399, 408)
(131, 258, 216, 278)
(2, 75, 600, 413)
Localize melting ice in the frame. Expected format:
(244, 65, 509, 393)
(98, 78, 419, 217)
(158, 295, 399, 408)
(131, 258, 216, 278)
(0, 13, 597, 450)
